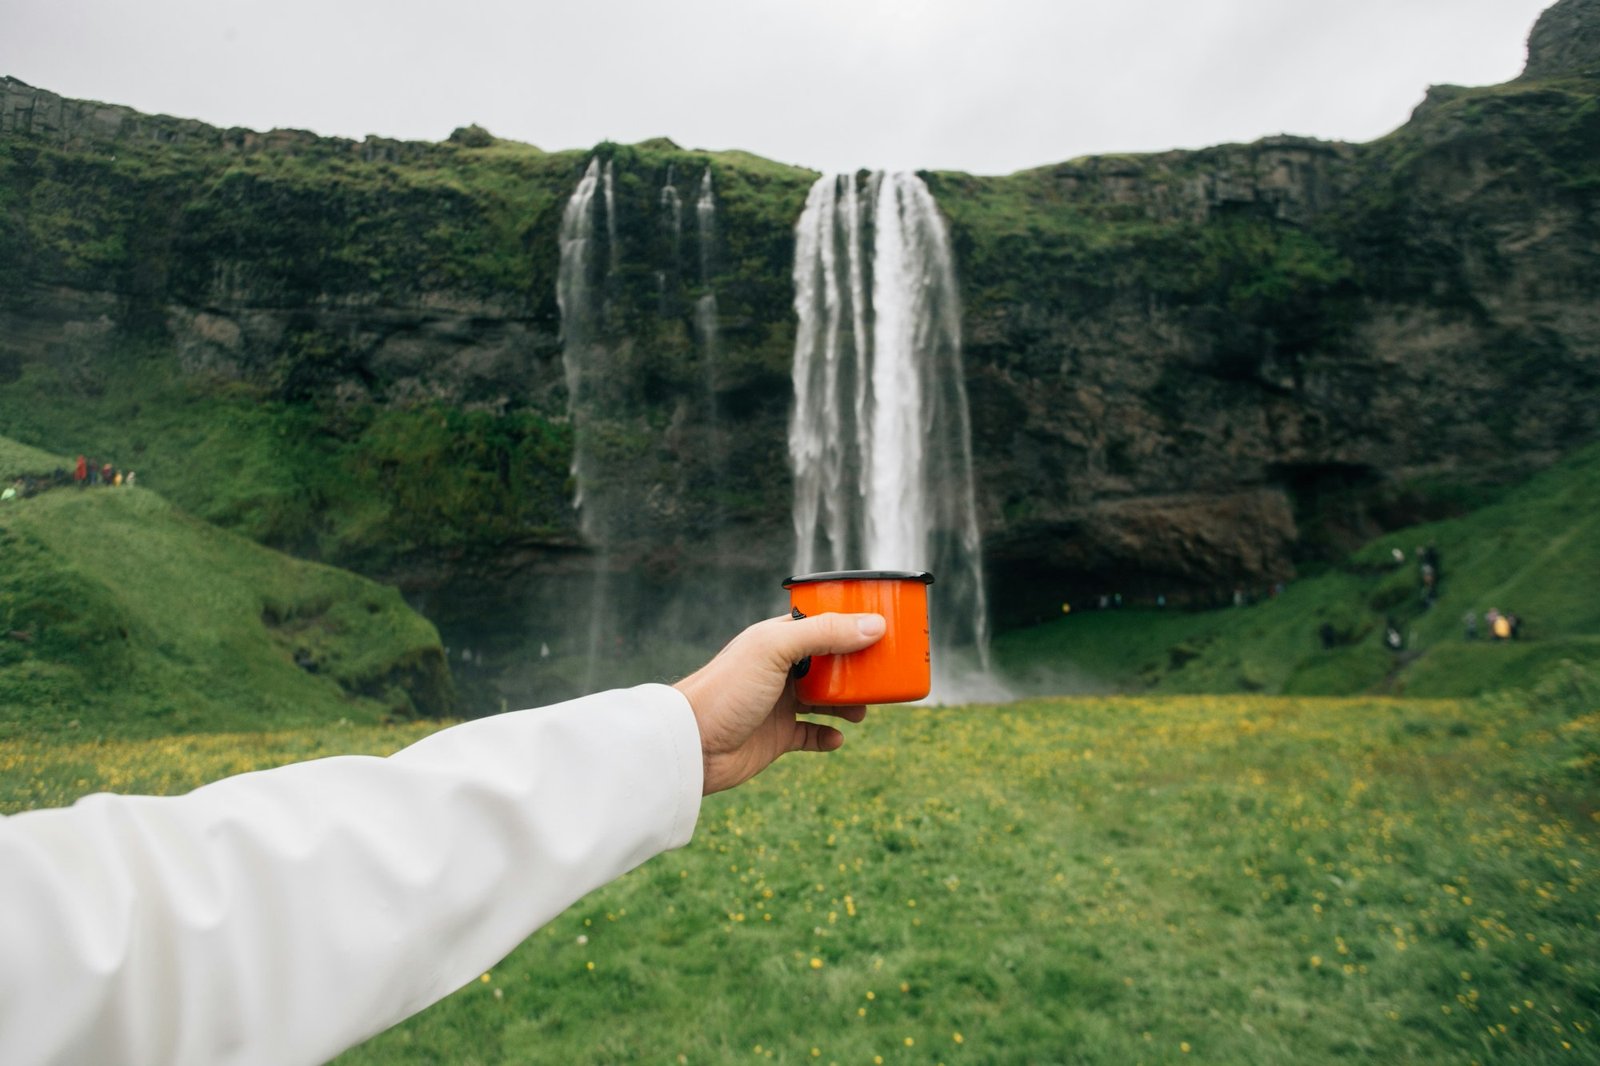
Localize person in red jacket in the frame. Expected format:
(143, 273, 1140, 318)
(73, 454, 87, 488)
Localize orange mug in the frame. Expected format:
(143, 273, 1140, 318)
(783, 570, 934, 704)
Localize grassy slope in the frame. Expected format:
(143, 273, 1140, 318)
(4, 672, 1594, 1064)
(0, 435, 68, 475)
(0, 436, 452, 738)
(993, 441, 1600, 698)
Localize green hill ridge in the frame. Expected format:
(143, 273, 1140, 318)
(0, 435, 453, 738)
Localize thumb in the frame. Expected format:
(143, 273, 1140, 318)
(770, 611, 886, 666)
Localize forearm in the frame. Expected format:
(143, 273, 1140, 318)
(0, 683, 702, 1066)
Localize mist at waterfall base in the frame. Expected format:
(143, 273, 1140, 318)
(520, 159, 1007, 710)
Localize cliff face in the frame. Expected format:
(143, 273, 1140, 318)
(927, 0, 1600, 619)
(0, 76, 563, 413)
(941, 90, 1600, 618)
(1, 0, 1598, 706)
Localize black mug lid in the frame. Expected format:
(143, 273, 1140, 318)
(783, 569, 934, 587)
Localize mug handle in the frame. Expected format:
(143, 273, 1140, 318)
(788, 606, 811, 678)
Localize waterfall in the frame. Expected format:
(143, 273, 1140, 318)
(658, 165, 682, 313)
(660, 163, 683, 261)
(789, 171, 995, 699)
(556, 157, 623, 692)
(691, 167, 730, 588)
(693, 169, 720, 387)
(554, 157, 993, 706)
(695, 170, 717, 287)
(553, 155, 765, 700)
(556, 157, 603, 532)
(602, 160, 619, 274)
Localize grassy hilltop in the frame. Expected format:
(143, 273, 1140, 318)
(0, 434, 452, 737)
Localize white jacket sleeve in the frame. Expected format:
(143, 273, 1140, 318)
(0, 683, 704, 1066)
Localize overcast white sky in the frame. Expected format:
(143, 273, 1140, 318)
(2, 0, 1555, 176)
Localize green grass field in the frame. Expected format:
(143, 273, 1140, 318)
(4, 667, 1594, 1064)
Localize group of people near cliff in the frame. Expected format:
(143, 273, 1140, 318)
(0, 454, 138, 503)
(1407, 543, 1526, 641)
(1371, 543, 1525, 649)
(72, 454, 134, 488)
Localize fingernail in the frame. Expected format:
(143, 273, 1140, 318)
(857, 614, 886, 637)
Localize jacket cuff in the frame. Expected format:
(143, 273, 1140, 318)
(636, 683, 704, 847)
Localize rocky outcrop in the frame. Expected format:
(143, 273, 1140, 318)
(990, 489, 1300, 625)
(0, 76, 442, 163)
(1023, 136, 1359, 227)
(1524, 0, 1600, 80)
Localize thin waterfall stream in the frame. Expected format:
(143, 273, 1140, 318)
(555, 156, 760, 696)
(555, 156, 615, 691)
